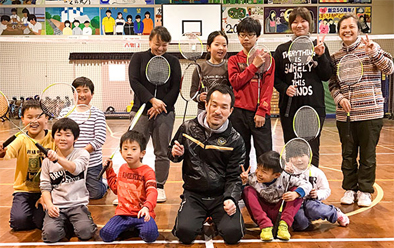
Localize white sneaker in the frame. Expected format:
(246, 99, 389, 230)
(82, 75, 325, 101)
(357, 191, 372, 207)
(340, 190, 356, 205)
(157, 188, 167, 203)
(112, 198, 118, 206)
(336, 208, 350, 226)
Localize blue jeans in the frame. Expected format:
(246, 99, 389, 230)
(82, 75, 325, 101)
(86, 164, 108, 199)
(293, 199, 337, 231)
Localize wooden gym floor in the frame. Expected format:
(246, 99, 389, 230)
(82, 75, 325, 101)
(0, 117, 394, 248)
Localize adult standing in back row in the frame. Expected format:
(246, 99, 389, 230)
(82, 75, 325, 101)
(273, 7, 334, 167)
(129, 26, 181, 203)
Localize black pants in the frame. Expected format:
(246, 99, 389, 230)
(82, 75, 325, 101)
(336, 119, 383, 193)
(230, 107, 272, 170)
(280, 114, 325, 167)
(172, 190, 244, 244)
(10, 192, 44, 231)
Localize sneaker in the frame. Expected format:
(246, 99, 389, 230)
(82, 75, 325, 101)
(357, 191, 372, 207)
(157, 188, 167, 203)
(260, 227, 273, 241)
(112, 198, 118, 206)
(277, 220, 291, 240)
(336, 208, 350, 226)
(340, 190, 356, 205)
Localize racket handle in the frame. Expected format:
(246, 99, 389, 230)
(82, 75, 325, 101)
(97, 160, 110, 180)
(3, 135, 17, 148)
(35, 143, 58, 163)
(346, 113, 351, 138)
(272, 209, 282, 238)
(285, 96, 293, 118)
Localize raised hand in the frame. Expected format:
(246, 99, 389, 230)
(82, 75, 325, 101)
(361, 34, 376, 54)
(240, 164, 251, 184)
(314, 34, 326, 56)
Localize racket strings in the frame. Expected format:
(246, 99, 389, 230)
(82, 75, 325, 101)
(146, 57, 170, 85)
(40, 84, 77, 119)
(337, 55, 363, 84)
(247, 44, 272, 73)
(288, 37, 314, 64)
(180, 43, 203, 61)
(180, 63, 199, 101)
(281, 138, 312, 175)
(0, 93, 9, 117)
(294, 108, 320, 141)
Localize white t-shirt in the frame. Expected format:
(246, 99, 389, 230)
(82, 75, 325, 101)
(28, 22, 42, 34)
(83, 27, 92, 35)
(10, 14, 20, 23)
(115, 19, 125, 34)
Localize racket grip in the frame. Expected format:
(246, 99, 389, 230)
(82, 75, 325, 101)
(97, 160, 110, 180)
(285, 96, 293, 118)
(35, 143, 58, 163)
(3, 135, 17, 148)
(272, 211, 281, 238)
(346, 114, 351, 138)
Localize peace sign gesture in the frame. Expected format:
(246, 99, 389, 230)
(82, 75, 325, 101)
(240, 165, 251, 185)
(314, 34, 326, 56)
(361, 34, 376, 54)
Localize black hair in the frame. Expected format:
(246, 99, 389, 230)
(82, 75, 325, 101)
(285, 140, 310, 160)
(72, 76, 94, 94)
(237, 17, 261, 37)
(1, 15, 10, 22)
(106, 10, 112, 14)
(149, 26, 171, 43)
(126, 15, 132, 21)
(257, 151, 283, 174)
(22, 8, 29, 14)
(206, 30, 228, 60)
(51, 117, 80, 140)
(117, 12, 124, 20)
(288, 7, 313, 33)
(120, 130, 147, 151)
(136, 15, 141, 19)
(11, 8, 17, 13)
(21, 99, 41, 117)
(64, 20, 71, 26)
(268, 10, 276, 21)
(337, 14, 362, 33)
(144, 11, 150, 17)
(27, 14, 36, 22)
(73, 19, 80, 25)
(84, 20, 90, 24)
(206, 84, 235, 108)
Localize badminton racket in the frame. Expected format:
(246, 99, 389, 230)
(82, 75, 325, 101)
(178, 32, 204, 121)
(285, 36, 315, 117)
(97, 103, 146, 179)
(337, 53, 363, 138)
(247, 43, 272, 107)
(146, 55, 171, 97)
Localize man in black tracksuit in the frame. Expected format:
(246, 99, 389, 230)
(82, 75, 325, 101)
(169, 84, 246, 244)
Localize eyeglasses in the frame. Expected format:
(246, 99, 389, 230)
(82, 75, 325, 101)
(238, 33, 256, 39)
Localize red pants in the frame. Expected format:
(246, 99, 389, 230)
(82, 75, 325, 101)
(242, 186, 302, 229)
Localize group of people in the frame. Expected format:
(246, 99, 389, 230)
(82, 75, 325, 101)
(0, 8, 42, 35)
(102, 9, 153, 36)
(0, 6, 393, 244)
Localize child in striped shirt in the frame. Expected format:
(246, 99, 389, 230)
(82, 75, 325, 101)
(60, 77, 107, 199)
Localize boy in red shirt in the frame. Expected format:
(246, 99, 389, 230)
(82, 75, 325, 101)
(228, 17, 275, 170)
(100, 131, 158, 242)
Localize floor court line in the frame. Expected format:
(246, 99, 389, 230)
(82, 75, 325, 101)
(1, 237, 394, 246)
